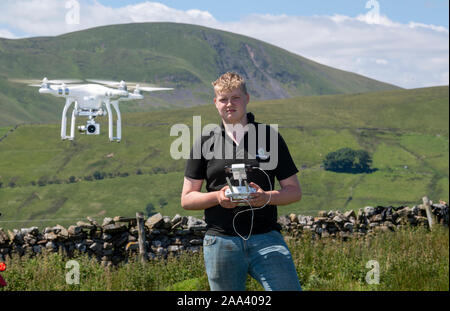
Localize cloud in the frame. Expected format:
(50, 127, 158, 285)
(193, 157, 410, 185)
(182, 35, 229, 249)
(217, 13, 449, 88)
(0, 1, 448, 89)
(0, 28, 16, 39)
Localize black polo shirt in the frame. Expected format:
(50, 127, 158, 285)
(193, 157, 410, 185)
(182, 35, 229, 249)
(184, 112, 299, 237)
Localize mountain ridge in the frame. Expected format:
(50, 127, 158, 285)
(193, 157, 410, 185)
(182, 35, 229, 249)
(0, 22, 401, 126)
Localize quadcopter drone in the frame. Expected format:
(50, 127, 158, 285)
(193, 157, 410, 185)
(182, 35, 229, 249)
(11, 77, 173, 142)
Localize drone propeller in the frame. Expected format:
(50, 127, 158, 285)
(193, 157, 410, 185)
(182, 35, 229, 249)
(87, 79, 172, 91)
(86, 79, 145, 87)
(132, 85, 174, 92)
(10, 78, 83, 86)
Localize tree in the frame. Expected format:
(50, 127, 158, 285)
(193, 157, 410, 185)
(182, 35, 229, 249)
(323, 148, 373, 173)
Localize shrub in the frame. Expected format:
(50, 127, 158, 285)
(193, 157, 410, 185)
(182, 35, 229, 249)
(93, 171, 105, 180)
(323, 148, 373, 173)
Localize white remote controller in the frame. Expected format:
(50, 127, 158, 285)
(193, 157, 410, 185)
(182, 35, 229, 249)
(225, 186, 257, 203)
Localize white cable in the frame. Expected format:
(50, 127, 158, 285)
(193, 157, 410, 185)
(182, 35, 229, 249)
(232, 167, 272, 240)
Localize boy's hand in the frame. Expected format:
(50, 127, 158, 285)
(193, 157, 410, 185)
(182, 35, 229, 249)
(248, 182, 270, 207)
(217, 186, 238, 209)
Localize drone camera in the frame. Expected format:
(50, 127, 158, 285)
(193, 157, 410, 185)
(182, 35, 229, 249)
(87, 123, 99, 135)
(78, 120, 100, 135)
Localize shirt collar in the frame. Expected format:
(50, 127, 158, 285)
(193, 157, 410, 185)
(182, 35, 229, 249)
(220, 112, 256, 132)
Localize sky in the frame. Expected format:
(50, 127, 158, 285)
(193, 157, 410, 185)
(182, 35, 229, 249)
(0, 0, 448, 89)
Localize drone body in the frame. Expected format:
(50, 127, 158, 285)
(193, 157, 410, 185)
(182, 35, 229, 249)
(13, 78, 173, 142)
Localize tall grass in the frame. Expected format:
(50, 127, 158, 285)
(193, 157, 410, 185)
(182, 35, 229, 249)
(1, 226, 448, 291)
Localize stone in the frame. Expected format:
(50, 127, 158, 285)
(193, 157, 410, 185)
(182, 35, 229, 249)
(289, 213, 298, 223)
(102, 249, 113, 256)
(152, 240, 162, 248)
(23, 234, 37, 245)
(171, 214, 182, 225)
(189, 239, 203, 245)
(162, 216, 173, 229)
(145, 213, 164, 229)
(113, 216, 135, 223)
(32, 245, 42, 253)
(102, 233, 113, 241)
(318, 211, 327, 217)
(87, 217, 99, 226)
(44, 232, 58, 241)
(168, 245, 180, 252)
(89, 242, 103, 253)
(156, 247, 168, 257)
(370, 214, 383, 223)
(114, 232, 129, 248)
(332, 216, 344, 224)
(76, 221, 95, 230)
(45, 241, 56, 249)
(0, 229, 11, 245)
(53, 225, 68, 239)
(103, 223, 128, 234)
(187, 216, 207, 231)
(364, 206, 376, 217)
(176, 229, 191, 236)
(102, 217, 114, 227)
(21, 227, 39, 236)
(313, 217, 328, 224)
(68, 226, 82, 236)
(188, 246, 201, 253)
(103, 242, 113, 250)
(416, 216, 428, 226)
(343, 222, 354, 232)
(75, 242, 86, 253)
(344, 210, 356, 219)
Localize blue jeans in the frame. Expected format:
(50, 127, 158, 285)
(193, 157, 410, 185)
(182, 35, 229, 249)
(203, 230, 302, 291)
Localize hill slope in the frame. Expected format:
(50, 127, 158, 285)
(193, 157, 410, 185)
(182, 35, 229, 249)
(0, 86, 447, 230)
(0, 22, 400, 126)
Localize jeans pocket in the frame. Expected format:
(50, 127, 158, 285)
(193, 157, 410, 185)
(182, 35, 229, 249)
(203, 235, 217, 247)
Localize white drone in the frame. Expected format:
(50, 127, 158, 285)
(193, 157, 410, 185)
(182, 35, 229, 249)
(11, 77, 173, 142)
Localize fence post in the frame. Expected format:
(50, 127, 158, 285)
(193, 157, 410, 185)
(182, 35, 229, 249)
(423, 196, 434, 230)
(136, 212, 147, 263)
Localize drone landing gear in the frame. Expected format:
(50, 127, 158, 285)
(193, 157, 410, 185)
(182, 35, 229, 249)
(61, 98, 76, 141)
(105, 100, 121, 143)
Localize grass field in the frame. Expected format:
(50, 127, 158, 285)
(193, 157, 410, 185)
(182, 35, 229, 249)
(0, 226, 448, 291)
(0, 86, 448, 231)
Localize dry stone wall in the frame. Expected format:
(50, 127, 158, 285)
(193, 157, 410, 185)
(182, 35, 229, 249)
(0, 200, 448, 266)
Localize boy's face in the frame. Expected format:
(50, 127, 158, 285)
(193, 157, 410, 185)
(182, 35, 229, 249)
(214, 87, 249, 124)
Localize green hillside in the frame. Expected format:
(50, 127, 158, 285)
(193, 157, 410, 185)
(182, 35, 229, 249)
(0, 22, 400, 126)
(0, 86, 447, 230)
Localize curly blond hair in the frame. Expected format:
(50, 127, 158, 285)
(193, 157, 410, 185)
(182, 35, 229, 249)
(212, 72, 248, 95)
